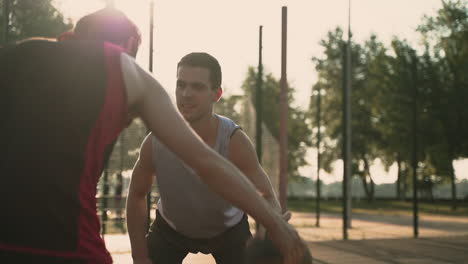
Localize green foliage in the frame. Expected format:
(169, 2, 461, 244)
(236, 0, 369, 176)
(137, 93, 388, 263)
(309, 28, 344, 173)
(416, 0, 468, 206)
(1, 0, 72, 43)
(311, 28, 386, 200)
(214, 94, 243, 124)
(309, 1, 468, 203)
(241, 67, 312, 176)
(418, 0, 468, 159)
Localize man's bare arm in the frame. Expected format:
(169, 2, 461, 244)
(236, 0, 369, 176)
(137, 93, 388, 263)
(228, 129, 282, 212)
(126, 134, 154, 264)
(228, 129, 286, 237)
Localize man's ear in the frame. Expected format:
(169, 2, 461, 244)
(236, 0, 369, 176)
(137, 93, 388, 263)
(214, 88, 223, 102)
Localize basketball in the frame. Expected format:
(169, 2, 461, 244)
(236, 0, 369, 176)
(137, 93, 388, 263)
(244, 238, 312, 264)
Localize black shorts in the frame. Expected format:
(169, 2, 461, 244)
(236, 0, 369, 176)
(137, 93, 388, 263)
(0, 250, 85, 264)
(146, 210, 252, 264)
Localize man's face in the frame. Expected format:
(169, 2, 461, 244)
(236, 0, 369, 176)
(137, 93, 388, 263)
(176, 65, 219, 122)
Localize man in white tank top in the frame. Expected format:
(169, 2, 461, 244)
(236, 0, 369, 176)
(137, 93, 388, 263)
(127, 53, 285, 264)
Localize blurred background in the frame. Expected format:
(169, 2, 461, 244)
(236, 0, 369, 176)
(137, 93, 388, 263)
(1, 0, 467, 235)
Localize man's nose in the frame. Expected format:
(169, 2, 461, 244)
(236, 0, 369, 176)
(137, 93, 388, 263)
(182, 87, 193, 97)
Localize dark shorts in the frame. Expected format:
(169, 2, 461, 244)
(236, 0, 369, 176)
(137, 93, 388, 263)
(147, 210, 252, 264)
(0, 250, 85, 264)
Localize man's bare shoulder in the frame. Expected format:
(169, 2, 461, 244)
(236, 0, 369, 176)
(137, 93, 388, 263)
(228, 128, 259, 166)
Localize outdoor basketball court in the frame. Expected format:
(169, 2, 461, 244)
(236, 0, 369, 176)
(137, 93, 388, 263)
(108, 212, 468, 263)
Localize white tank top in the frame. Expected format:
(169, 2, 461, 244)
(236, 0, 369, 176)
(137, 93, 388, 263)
(152, 114, 244, 238)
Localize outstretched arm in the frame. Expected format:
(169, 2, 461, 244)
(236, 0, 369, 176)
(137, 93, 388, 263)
(228, 129, 288, 237)
(126, 134, 154, 264)
(229, 129, 281, 212)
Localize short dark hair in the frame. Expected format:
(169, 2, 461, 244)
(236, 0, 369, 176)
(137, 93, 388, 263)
(74, 8, 141, 48)
(177, 52, 222, 90)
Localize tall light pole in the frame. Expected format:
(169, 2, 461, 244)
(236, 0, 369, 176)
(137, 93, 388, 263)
(255, 25, 263, 163)
(342, 0, 352, 240)
(315, 85, 321, 227)
(279, 6, 289, 212)
(149, 0, 154, 73)
(411, 50, 419, 238)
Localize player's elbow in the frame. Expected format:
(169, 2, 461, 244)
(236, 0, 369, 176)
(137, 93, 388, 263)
(127, 184, 149, 202)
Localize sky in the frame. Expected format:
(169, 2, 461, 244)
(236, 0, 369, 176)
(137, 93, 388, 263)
(53, 0, 467, 184)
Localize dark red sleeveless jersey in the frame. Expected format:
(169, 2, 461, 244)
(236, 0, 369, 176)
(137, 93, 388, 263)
(0, 40, 128, 263)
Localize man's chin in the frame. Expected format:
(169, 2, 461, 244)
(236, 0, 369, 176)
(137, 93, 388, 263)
(182, 113, 195, 122)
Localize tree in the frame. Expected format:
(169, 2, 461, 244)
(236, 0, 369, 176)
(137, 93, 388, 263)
(241, 67, 312, 177)
(0, 0, 72, 43)
(418, 0, 468, 208)
(311, 28, 387, 201)
(310, 28, 346, 175)
(308, 1, 468, 204)
(374, 38, 424, 200)
(214, 94, 243, 124)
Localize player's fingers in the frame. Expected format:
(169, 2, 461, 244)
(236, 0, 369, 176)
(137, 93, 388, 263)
(283, 211, 292, 222)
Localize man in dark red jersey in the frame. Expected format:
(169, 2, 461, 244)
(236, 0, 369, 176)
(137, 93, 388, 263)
(0, 8, 308, 264)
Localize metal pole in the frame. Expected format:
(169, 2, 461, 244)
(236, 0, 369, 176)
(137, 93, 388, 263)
(279, 6, 289, 212)
(411, 52, 419, 238)
(342, 0, 352, 240)
(346, 20, 352, 230)
(342, 43, 349, 240)
(255, 25, 263, 162)
(3, 0, 10, 44)
(146, 0, 155, 231)
(316, 86, 321, 227)
(149, 0, 154, 73)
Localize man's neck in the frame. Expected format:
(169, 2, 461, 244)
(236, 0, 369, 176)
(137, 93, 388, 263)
(189, 113, 218, 145)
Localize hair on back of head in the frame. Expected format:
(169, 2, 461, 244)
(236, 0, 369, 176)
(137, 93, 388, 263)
(58, 8, 141, 49)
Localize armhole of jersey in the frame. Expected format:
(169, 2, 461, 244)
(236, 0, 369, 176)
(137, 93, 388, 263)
(229, 126, 242, 139)
(120, 52, 146, 113)
(226, 125, 241, 158)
